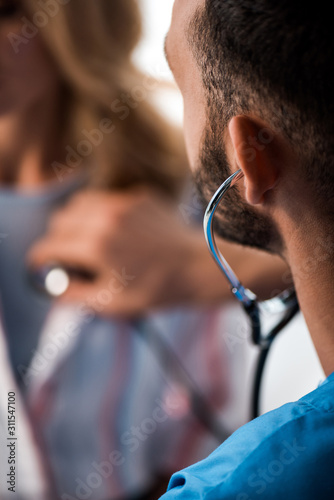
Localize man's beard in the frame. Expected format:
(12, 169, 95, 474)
(194, 122, 282, 254)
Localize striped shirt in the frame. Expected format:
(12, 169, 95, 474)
(0, 303, 230, 499)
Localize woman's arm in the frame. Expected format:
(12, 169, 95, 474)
(27, 188, 289, 317)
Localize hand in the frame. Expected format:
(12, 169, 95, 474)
(27, 188, 289, 317)
(26, 188, 221, 317)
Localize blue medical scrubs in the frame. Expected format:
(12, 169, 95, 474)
(161, 372, 334, 499)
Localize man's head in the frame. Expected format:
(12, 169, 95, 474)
(166, 0, 334, 257)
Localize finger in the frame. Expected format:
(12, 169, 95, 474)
(26, 235, 105, 275)
(48, 204, 114, 238)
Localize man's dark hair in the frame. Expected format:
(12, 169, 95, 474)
(190, 1, 334, 212)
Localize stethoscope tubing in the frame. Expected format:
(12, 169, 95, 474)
(204, 169, 299, 419)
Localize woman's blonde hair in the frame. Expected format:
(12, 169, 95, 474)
(22, 0, 187, 196)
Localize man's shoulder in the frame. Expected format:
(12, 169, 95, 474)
(298, 370, 334, 411)
(161, 373, 334, 499)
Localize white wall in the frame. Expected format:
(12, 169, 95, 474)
(134, 0, 174, 80)
(134, 0, 184, 126)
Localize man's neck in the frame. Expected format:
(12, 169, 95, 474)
(285, 219, 334, 377)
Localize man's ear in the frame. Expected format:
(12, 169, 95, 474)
(228, 115, 279, 205)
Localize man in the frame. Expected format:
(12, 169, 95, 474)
(161, 0, 334, 498)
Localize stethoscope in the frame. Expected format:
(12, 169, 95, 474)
(28, 169, 299, 445)
(204, 169, 300, 419)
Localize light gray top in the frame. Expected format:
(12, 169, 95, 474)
(0, 175, 86, 386)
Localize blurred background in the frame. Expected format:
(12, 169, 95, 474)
(134, 0, 183, 126)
